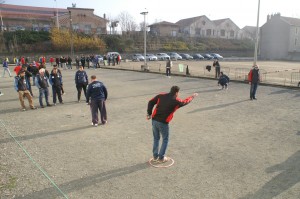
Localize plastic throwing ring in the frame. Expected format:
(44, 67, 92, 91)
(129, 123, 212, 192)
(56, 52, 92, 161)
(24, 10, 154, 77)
(148, 157, 175, 168)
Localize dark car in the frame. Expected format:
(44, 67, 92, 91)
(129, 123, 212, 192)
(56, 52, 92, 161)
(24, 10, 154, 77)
(180, 53, 193, 60)
(203, 54, 214, 60)
(193, 54, 204, 60)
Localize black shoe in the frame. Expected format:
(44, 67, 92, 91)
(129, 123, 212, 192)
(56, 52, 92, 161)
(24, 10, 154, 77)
(253, 98, 257, 100)
(41, 106, 45, 108)
(47, 104, 52, 107)
(31, 107, 37, 110)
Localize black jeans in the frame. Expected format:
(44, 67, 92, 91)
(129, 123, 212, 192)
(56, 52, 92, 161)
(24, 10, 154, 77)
(76, 83, 87, 101)
(52, 86, 63, 103)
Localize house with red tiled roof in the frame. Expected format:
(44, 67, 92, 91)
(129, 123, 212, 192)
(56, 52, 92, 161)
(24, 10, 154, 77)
(260, 13, 300, 60)
(0, 4, 108, 34)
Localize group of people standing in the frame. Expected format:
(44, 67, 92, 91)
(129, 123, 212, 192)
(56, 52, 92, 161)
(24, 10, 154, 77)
(7, 58, 108, 126)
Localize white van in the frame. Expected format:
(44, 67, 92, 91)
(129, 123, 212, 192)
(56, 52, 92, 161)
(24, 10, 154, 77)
(107, 52, 121, 60)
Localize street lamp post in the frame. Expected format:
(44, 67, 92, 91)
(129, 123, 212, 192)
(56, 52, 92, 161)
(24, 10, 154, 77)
(54, 0, 59, 29)
(140, 11, 148, 71)
(253, 0, 261, 66)
(55, 0, 59, 29)
(69, 11, 74, 59)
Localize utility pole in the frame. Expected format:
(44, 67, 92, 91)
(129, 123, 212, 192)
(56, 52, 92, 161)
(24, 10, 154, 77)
(69, 10, 74, 59)
(140, 11, 148, 70)
(54, 0, 59, 29)
(253, 0, 261, 66)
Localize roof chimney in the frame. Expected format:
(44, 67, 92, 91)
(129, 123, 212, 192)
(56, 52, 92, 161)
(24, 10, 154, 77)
(103, 13, 106, 19)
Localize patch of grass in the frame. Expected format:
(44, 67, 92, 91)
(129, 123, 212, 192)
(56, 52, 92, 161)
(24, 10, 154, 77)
(0, 175, 17, 190)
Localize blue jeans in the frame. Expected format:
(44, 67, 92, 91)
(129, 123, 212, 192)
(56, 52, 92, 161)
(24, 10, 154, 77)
(152, 120, 169, 159)
(250, 83, 258, 99)
(39, 88, 49, 106)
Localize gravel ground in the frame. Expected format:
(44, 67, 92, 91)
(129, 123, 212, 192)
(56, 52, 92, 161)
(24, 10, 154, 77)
(0, 64, 300, 199)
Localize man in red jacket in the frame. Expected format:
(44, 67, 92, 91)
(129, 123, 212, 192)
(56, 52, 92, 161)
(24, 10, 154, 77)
(147, 86, 198, 163)
(248, 65, 260, 100)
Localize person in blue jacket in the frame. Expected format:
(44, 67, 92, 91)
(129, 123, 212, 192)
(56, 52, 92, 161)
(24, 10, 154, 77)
(86, 75, 108, 126)
(218, 72, 230, 90)
(75, 65, 88, 102)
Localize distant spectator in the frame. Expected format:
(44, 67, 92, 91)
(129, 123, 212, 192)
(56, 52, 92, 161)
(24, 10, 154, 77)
(2, 59, 12, 77)
(248, 65, 260, 100)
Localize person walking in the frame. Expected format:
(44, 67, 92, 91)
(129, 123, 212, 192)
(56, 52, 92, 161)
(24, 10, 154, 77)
(86, 75, 108, 126)
(147, 86, 198, 163)
(75, 66, 88, 102)
(166, 57, 172, 78)
(35, 68, 52, 108)
(248, 65, 260, 100)
(2, 58, 12, 77)
(49, 68, 63, 105)
(14, 70, 37, 111)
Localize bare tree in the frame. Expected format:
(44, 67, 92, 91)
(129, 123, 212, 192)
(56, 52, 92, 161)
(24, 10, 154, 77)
(139, 21, 149, 32)
(117, 11, 137, 33)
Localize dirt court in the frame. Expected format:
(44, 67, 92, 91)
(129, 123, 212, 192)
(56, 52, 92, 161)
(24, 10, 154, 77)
(0, 64, 300, 199)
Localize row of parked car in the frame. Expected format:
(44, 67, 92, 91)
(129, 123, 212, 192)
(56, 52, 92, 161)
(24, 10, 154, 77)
(132, 52, 223, 61)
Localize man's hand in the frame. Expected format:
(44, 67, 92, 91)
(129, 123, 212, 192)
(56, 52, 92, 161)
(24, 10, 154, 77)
(146, 115, 151, 120)
(193, 93, 198, 97)
(86, 102, 90, 105)
(249, 82, 251, 85)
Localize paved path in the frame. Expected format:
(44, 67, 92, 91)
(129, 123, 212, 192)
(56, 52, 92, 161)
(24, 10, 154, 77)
(0, 68, 300, 199)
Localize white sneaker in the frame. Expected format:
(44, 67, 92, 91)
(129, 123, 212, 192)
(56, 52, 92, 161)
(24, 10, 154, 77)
(0, 92, 3, 96)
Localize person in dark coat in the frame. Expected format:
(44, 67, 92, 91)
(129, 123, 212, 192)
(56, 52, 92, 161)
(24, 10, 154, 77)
(49, 68, 63, 105)
(86, 75, 108, 126)
(218, 72, 230, 90)
(75, 66, 88, 102)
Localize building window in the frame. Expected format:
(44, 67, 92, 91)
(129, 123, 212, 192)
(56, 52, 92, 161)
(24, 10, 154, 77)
(84, 25, 91, 34)
(202, 21, 206, 25)
(230, 30, 234, 37)
(296, 28, 298, 35)
(295, 38, 298, 46)
(221, 29, 225, 36)
(206, 29, 211, 36)
(195, 28, 201, 35)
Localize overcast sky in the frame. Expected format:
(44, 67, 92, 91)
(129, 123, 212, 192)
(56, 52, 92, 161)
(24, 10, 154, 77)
(3, 0, 300, 28)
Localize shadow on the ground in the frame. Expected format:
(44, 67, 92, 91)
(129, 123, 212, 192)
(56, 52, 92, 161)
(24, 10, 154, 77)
(269, 89, 300, 97)
(0, 107, 21, 115)
(0, 125, 92, 144)
(15, 162, 149, 199)
(0, 98, 19, 103)
(188, 99, 249, 113)
(240, 150, 300, 199)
